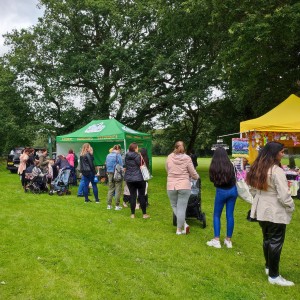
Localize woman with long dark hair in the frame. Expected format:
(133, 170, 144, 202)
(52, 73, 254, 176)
(246, 142, 295, 286)
(207, 147, 237, 248)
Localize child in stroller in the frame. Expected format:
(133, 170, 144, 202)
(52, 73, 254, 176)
(49, 167, 71, 196)
(173, 178, 206, 228)
(24, 161, 48, 193)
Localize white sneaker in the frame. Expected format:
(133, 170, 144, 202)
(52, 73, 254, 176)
(182, 222, 190, 234)
(224, 239, 233, 248)
(206, 239, 221, 248)
(107, 205, 112, 210)
(115, 206, 122, 211)
(268, 275, 294, 286)
(176, 231, 182, 235)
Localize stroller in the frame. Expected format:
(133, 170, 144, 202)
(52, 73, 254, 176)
(173, 178, 206, 228)
(49, 167, 71, 196)
(24, 165, 49, 194)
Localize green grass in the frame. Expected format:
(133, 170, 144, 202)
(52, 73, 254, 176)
(0, 157, 299, 299)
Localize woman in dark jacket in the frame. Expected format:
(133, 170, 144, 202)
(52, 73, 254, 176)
(79, 143, 99, 203)
(124, 142, 150, 219)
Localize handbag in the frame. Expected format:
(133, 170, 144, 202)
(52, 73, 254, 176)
(140, 155, 151, 181)
(234, 167, 253, 204)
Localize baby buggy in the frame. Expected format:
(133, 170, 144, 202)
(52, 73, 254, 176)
(24, 165, 49, 194)
(173, 178, 206, 228)
(49, 167, 71, 196)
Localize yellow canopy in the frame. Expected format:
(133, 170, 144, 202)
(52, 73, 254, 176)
(240, 94, 300, 133)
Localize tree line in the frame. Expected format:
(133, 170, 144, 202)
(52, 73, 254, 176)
(1, 0, 299, 155)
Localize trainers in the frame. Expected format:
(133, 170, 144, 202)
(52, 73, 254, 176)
(268, 275, 294, 286)
(265, 268, 269, 275)
(123, 202, 128, 208)
(182, 222, 190, 234)
(176, 231, 182, 235)
(224, 239, 233, 248)
(95, 200, 100, 204)
(115, 206, 122, 211)
(206, 239, 221, 248)
(107, 205, 112, 210)
(85, 199, 92, 203)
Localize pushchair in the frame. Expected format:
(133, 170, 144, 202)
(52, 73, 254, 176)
(173, 178, 206, 228)
(24, 165, 49, 194)
(49, 167, 71, 196)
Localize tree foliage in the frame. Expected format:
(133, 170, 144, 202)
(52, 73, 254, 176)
(216, 0, 300, 119)
(2, 0, 300, 153)
(0, 61, 37, 154)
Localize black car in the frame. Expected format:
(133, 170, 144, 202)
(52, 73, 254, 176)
(6, 147, 54, 173)
(6, 147, 25, 173)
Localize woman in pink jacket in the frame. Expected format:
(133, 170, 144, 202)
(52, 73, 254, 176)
(166, 141, 199, 235)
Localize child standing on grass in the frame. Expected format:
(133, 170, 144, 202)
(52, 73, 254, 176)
(207, 147, 237, 249)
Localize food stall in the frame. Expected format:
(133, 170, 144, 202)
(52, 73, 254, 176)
(239, 94, 300, 196)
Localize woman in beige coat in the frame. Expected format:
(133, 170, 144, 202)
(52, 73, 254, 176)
(247, 142, 295, 286)
(166, 141, 199, 235)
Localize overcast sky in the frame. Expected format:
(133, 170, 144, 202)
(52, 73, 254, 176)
(0, 0, 43, 55)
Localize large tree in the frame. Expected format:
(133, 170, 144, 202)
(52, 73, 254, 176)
(132, 0, 226, 152)
(4, 0, 166, 131)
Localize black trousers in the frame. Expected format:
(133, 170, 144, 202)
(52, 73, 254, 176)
(259, 221, 286, 278)
(127, 181, 147, 214)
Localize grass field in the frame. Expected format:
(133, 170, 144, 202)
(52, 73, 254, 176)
(0, 157, 299, 299)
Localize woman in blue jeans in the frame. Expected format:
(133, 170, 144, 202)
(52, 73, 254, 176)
(207, 147, 238, 248)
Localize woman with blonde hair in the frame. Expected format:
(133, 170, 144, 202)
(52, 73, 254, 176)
(247, 142, 295, 286)
(166, 141, 199, 235)
(79, 143, 99, 203)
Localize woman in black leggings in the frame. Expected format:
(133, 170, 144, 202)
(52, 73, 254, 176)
(124, 143, 150, 219)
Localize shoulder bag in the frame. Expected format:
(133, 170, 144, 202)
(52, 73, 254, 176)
(234, 166, 253, 204)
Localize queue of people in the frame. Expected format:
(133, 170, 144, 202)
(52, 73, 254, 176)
(17, 140, 296, 286)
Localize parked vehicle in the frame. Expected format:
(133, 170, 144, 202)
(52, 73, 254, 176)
(7, 147, 56, 173)
(6, 147, 24, 173)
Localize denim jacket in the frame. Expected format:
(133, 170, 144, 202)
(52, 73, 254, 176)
(106, 151, 123, 172)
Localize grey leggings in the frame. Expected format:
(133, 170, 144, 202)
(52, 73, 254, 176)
(167, 189, 191, 228)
